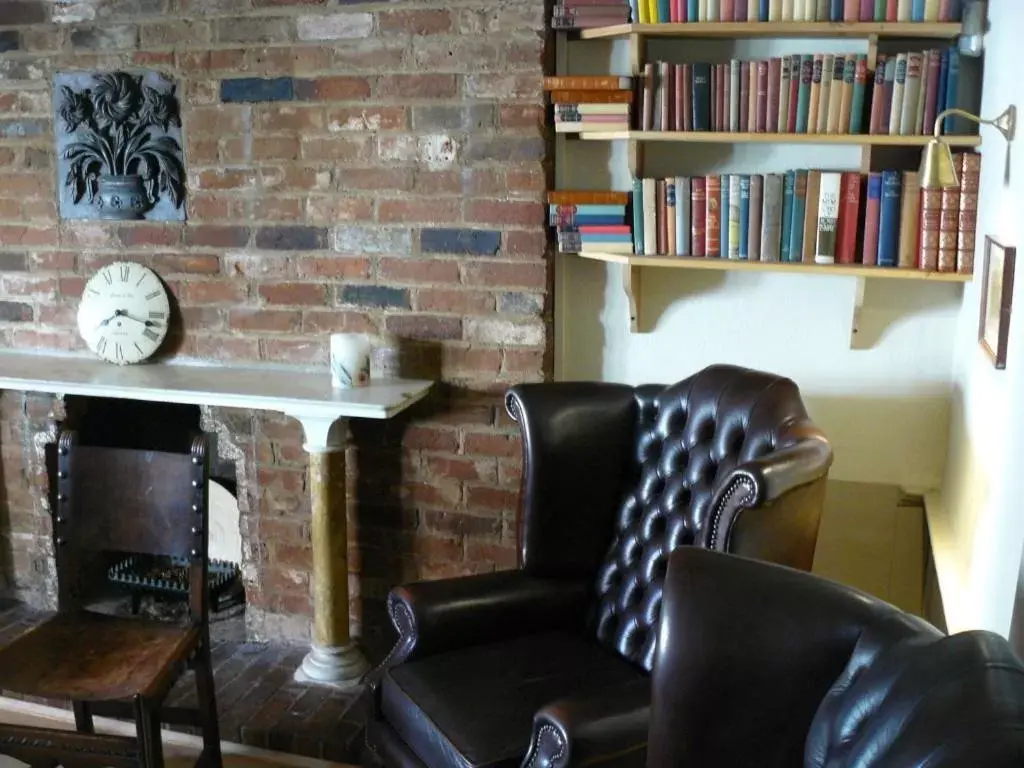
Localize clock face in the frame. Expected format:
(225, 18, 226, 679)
(77, 262, 171, 365)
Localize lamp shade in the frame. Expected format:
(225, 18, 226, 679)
(919, 138, 959, 189)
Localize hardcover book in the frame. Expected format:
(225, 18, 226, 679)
(749, 174, 763, 260)
(691, 177, 707, 257)
(720, 175, 730, 258)
(692, 63, 712, 132)
(918, 186, 941, 271)
(900, 53, 923, 136)
(676, 176, 691, 256)
(850, 56, 869, 134)
(643, 177, 658, 256)
(817, 54, 835, 135)
(836, 172, 862, 264)
(808, 55, 824, 135)
(632, 178, 644, 255)
(796, 55, 813, 134)
(957, 152, 981, 274)
(739, 62, 751, 135)
(787, 56, 801, 133)
(862, 172, 882, 266)
(730, 60, 741, 133)
(869, 55, 887, 135)
(789, 170, 808, 262)
(739, 175, 751, 259)
(937, 185, 960, 272)
(761, 174, 784, 263)
(755, 61, 769, 134)
(706, 175, 722, 257)
(767, 58, 782, 134)
(877, 170, 902, 267)
(889, 53, 908, 137)
(667, 179, 677, 256)
(656, 179, 667, 255)
(838, 57, 856, 135)
(780, 170, 796, 262)
(814, 172, 842, 264)
(803, 170, 821, 262)
(825, 55, 846, 134)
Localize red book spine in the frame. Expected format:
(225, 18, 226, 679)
(885, 0, 898, 20)
(691, 178, 707, 257)
(922, 49, 940, 136)
(674, 64, 684, 133)
(755, 61, 769, 133)
(836, 172, 862, 264)
(938, 0, 953, 21)
(739, 62, 750, 133)
(938, 187, 960, 272)
(670, 0, 679, 22)
(957, 152, 981, 274)
(723, 64, 731, 134)
(766, 58, 781, 133)
(722, 0, 735, 21)
(682, 64, 693, 132)
(705, 175, 721, 257)
(868, 55, 886, 135)
(862, 172, 881, 266)
(844, 0, 859, 21)
(918, 188, 941, 271)
(787, 58, 800, 133)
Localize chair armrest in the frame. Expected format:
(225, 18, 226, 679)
(377, 570, 589, 672)
(710, 434, 833, 570)
(506, 383, 638, 578)
(522, 679, 650, 768)
(648, 548, 938, 768)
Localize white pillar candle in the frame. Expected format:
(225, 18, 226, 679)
(329, 333, 370, 389)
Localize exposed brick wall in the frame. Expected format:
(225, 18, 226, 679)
(0, 0, 549, 643)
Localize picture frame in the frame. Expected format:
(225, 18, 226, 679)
(979, 237, 1016, 369)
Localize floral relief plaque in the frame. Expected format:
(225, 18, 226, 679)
(53, 70, 186, 221)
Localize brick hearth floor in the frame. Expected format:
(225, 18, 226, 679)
(0, 598, 380, 764)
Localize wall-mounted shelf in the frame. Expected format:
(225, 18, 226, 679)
(577, 22, 963, 40)
(568, 251, 971, 340)
(572, 131, 983, 146)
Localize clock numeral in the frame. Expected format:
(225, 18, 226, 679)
(134, 342, 145, 355)
(115, 343, 124, 362)
(87, 288, 100, 296)
(136, 272, 148, 287)
(148, 310, 166, 321)
(119, 264, 131, 282)
(145, 290, 162, 301)
(142, 328, 161, 343)
(96, 337, 107, 355)
(102, 270, 113, 285)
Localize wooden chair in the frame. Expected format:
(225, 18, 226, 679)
(0, 431, 222, 768)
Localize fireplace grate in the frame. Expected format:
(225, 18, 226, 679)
(107, 554, 243, 612)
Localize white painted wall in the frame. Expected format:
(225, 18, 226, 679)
(556, 37, 963, 491)
(932, 2, 1024, 636)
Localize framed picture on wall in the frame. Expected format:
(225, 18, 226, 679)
(979, 237, 1016, 369)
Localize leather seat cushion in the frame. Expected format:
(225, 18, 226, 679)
(381, 631, 645, 768)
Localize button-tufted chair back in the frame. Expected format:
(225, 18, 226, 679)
(592, 365, 817, 670)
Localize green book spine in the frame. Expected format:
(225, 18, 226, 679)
(720, 175, 730, 259)
(795, 54, 813, 133)
(632, 178, 644, 255)
(849, 55, 868, 134)
(780, 170, 796, 262)
(789, 170, 807, 260)
(874, 0, 885, 19)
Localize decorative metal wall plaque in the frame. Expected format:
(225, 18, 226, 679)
(53, 70, 186, 221)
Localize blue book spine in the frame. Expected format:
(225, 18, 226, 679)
(632, 179, 644, 255)
(944, 48, 960, 133)
(936, 48, 949, 119)
(911, 0, 925, 21)
(692, 63, 711, 131)
(549, 204, 625, 216)
(780, 171, 795, 262)
(830, 0, 842, 21)
(760, 0, 769, 21)
(739, 175, 750, 260)
(720, 176, 730, 259)
(789, 171, 806, 262)
(688, 0, 699, 21)
(948, 0, 962, 20)
(581, 235, 634, 243)
(658, 0, 671, 23)
(877, 171, 902, 267)
(795, 55, 812, 133)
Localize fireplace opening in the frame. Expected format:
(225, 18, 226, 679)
(58, 396, 244, 618)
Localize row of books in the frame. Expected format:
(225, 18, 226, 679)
(552, 0, 632, 30)
(548, 191, 633, 253)
(545, 77, 634, 132)
(624, 156, 978, 270)
(627, 0, 963, 23)
(636, 47, 961, 135)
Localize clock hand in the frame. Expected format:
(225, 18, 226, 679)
(94, 309, 125, 331)
(117, 311, 161, 327)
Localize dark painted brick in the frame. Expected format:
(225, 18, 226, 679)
(463, 136, 545, 164)
(0, 120, 47, 139)
(254, 226, 327, 251)
(0, 32, 19, 53)
(339, 285, 410, 309)
(499, 292, 544, 314)
(70, 25, 138, 50)
(385, 314, 462, 341)
(421, 228, 501, 256)
(411, 105, 495, 131)
(220, 77, 294, 104)
(0, 302, 33, 322)
(0, 253, 28, 271)
(3, 2, 48, 25)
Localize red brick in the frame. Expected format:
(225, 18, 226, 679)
(386, 314, 462, 341)
(423, 510, 500, 537)
(119, 224, 182, 248)
(441, 345, 502, 375)
(465, 200, 544, 227)
(379, 199, 460, 224)
(379, 258, 459, 284)
(252, 198, 305, 221)
(324, 106, 406, 132)
(271, 542, 313, 571)
(424, 456, 498, 484)
(30, 251, 76, 271)
(0, 275, 57, 299)
(193, 168, 256, 190)
(301, 136, 372, 163)
(259, 282, 327, 306)
(60, 222, 119, 248)
(378, 10, 452, 34)
(507, 166, 546, 194)
(465, 541, 517, 569)
(301, 309, 376, 334)
(503, 348, 545, 374)
(10, 329, 81, 352)
(192, 335, 261, 362)
(180, 307, 226, 332)
(463, 432, 521, 458)
(0, 199, 20, 218)
(189, 106, 247, 134)
(465, 485, 517, 512)
(0, 174, 48, 198)
(263, 337, 327, 364)
(504, 229, 548, 260)
(403, 425, 459, 452)
(150, 253, 222, 275)
(500, 104, 545, 130)
(462, 262, 547, 290)
(255, 105, 326, 132)
(181, 280, 249, 305)
(297, 76, 371, 101)
(294, 256, 371, 279)
(248, 45, 333, 74)
(133, 51, 176, 67)
(337, 167, 413, 192)
(253, 136, 301, 162)
(188, 194, 231, 221)
(188, 138, 219, 165)
(305, 196, 374, 225)
(376, 75, 458, 99)
(416, 288, 493, 314)
(0, 226, 57, 247)
(332, 39, 405, 71)
(59, 276, 86, 297)
(413, 170, 462, 196)
(228, 309, 301, 333)
(404, 479, 462, 508)
(185, 225, 250, 248)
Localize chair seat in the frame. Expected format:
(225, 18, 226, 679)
(381, 631, 645, 768)
(0, 611, 197, 701)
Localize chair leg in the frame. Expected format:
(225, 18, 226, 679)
(73, 701, 94, 733)
(194, 637, 222, 768)
(134, 695, 164, 768)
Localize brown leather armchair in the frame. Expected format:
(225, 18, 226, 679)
(651, 548, 1024, 767)
(365, 365, 833, 768)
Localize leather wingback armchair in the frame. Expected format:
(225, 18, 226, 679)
(651, 548, 1024, 767)
(366, 365, 833, 768)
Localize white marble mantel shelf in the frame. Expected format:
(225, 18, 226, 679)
(0, 351, 433, 423)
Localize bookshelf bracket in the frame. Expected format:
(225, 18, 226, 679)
(850, 276, 866, 348)
(623, 264, 643, 333)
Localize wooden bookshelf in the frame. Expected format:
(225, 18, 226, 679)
(577, 22, 963, 41)
(573, 131, 984, 146)
(572, 251, 973, 283)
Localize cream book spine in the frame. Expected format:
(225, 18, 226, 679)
(889, 53, 907, 137)
(642, 178, 657, 256)
(814, 172, 841, 264)
(896, 0, 912, 20)
(782, 0, 795, 20)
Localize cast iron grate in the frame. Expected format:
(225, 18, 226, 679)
(108, 554, 243, 612)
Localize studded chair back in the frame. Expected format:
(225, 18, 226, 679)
(592, 365, 817, 670)
(54, 430, 211, 622)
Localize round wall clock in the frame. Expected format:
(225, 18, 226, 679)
(77, 261, 171, 365)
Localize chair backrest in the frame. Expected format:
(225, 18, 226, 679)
(592, 365, 815, 670)
(54, 430, 211, 622)
(805, 630, 1024, 767)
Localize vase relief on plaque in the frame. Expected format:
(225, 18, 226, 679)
(53, 70, 186, 221)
